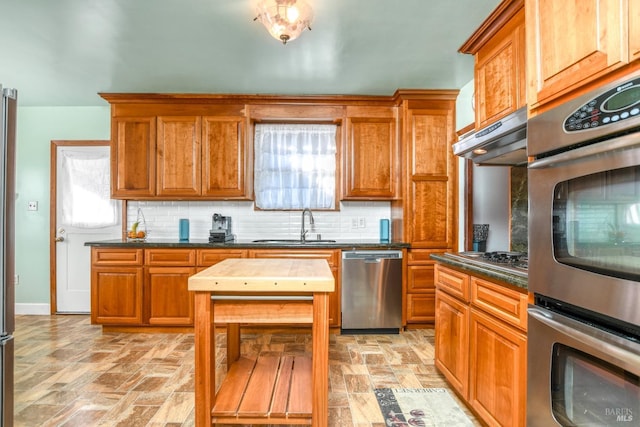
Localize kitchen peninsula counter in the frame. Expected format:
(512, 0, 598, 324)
(85, 239, 409, 250)
(430, 252, 528, 290)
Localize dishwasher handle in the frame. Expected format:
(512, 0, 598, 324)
(342, 250, 403, 261)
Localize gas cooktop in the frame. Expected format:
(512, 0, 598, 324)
(446, 251, 528, 276)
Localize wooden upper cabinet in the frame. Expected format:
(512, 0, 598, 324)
(406, 107, 456, 248)
(474, 8, 525, 128)
(202, 116, 248, 198)
(156, 116, 201, 197)
(459, 0, 525, 129)
(343, 106, 398, 199)
(631, 0, 640, 61)
(111, 117, 156, 198)
(526, 0, 630, 109)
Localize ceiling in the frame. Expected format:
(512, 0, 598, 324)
(0, 0, 501, 107)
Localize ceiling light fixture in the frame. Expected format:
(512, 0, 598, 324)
(254, 0, 313, 44)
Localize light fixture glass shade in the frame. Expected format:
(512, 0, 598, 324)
(254, 0, 313, 44)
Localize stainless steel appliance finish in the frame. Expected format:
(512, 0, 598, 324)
(341, 250, 402, 333)
(528, 304, 640, 426)
(209, 213, 234, 243)
(0, 85, 16, 426)
(527, 70, 640, 426)
(453, 106, 527, 165)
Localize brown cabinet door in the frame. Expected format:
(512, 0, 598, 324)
(343, 107, 398, 199)
(631, 0, 640, 61)
(91, 266, 143, 325)
(407, 264, 435, 293)
(156, 116, 201, 197)
(111, 117, 156, 198)
(405, 293, 435, 323)
(406, 107, 456, 248)
(469, 308, 527, 427)
(475, 8, 525, 128)
(527, 0, 628, 108)
(249, 249, 341, 327)
(201, 116, 248, 198)
(146, 266, 196, 326)
(435, 290, 469, 398)
(197, 249, 248, 267)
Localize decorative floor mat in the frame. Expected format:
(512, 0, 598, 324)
(374, 388, 474, 426)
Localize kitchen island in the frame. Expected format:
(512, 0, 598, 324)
(188, 258, 334, 427)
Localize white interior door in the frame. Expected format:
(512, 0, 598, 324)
(55, 144, 121, 313)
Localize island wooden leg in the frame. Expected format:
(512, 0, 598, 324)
(194, 291, 215, 427)
(312, 292, 329, 427)
(226, 323, 241, 370)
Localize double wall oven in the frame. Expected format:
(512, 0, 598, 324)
(527, 70, 640, 426)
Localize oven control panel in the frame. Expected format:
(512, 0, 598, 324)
(564, 76, 640, 132)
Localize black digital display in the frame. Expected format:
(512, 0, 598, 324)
(603, 85, 640, 111)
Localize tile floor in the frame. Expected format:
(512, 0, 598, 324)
(13, 315, 481, 426)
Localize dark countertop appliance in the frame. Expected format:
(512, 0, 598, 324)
(453, 106, 528, 166)
(209, 214, 234, 243)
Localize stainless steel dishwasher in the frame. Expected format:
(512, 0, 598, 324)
(341, 250, 403, 333)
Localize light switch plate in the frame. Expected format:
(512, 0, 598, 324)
(28, 201, 38, 211)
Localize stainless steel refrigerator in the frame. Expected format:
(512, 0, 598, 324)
(0, 85, 16, 426)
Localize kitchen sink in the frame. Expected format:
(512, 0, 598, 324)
(251, 239, 337, 244)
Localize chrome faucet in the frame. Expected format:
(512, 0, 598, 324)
(300, 208, 315, 242)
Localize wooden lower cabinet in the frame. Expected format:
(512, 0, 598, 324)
(434, 290, 469, 397)
(469, 308, 527, 427)
(90, 247, 246, 327)
(146, 266, 196, 325)
(91, 266, 143, 325)
(405, 250, 439, 324)
(434, 263, 527, 427)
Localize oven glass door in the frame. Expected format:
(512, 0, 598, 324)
(552, 165, 640, 281)
(551, 343, 639, 425)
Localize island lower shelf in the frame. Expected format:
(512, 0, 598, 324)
(212, 354, 312, 424)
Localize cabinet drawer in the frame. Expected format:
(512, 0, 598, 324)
(145, 249, 196, 266)
(249, 249, 338, 267)
(92, 248, 143, 266)
(407, 264, 435, 293)
(197, 249, 247, 267)
(406, 292, 436, 323)
(471, 277, 527, 331)
(407, 249, 442, 265)
(435, 264, 470, 302)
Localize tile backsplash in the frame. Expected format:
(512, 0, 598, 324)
(127, 201, 391, 241)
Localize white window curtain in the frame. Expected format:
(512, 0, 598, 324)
(61, 150, 118, 228)
(254, 124, 337, 210)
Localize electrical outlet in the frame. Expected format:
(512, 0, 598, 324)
(28, 201, 38, 211)
(358, 217, 366, 228)
(351, 218, 358, 229)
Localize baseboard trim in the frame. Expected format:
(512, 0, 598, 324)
(15, 303, 51, 315)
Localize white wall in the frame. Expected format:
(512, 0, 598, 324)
(127, 201, 389, 242)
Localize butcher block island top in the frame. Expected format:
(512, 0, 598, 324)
(188, 258, 335, 292)
(188, 258, 335, 427)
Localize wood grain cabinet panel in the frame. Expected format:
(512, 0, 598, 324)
(474, 8, 525, 128)
(630, 0, 640, 61)
(201, 116, 248, 198)
(111, 117, 156, 198)
(145, 249, 196, 266)
(146, 266, 196, 326)
(469, 308, 527, 427)
(197, 249, 248, 267)
(343, 106, 398, 199)
(527, 0, 629, 109)
(435, 290, 469, 398)
(406, 293, 436, 323)
(407, 264, 435, 293)
(156, 116, 201, 197)
(91, 266, 143, 325)
(435, 264, 470, 302)
(471, 277, 527, 331)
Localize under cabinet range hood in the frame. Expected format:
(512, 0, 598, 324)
(453, 106, 528, 166)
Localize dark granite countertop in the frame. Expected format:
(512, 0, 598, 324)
(430, 252, 528, 290)
(85, 239, 410, 251)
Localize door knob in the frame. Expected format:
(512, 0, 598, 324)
(55, 236, 64, 242)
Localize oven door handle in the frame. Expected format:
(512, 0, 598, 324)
(528, 306, 640, 372)
(528, 132, 640, 169)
